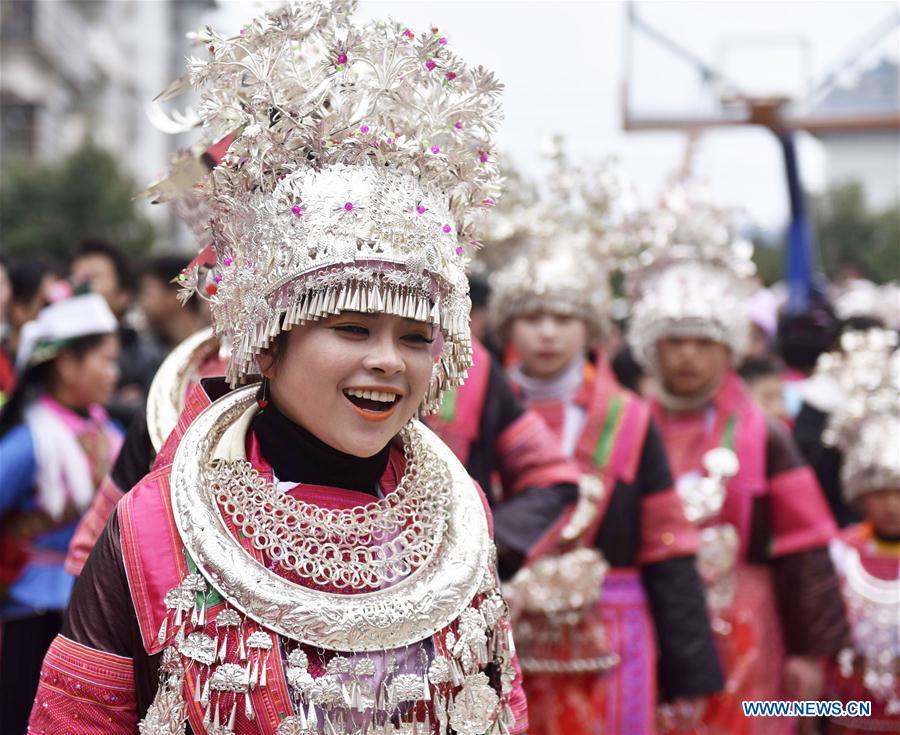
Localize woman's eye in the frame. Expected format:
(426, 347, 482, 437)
(334, 325, 369, 336)
(402, 333, 435, 345)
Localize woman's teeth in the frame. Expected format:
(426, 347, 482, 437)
(344, 389, 398, 404)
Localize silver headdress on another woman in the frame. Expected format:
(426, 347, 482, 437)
(625, 180, 758, 368)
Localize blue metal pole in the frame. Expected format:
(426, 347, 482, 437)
(778, 130, 826, 313)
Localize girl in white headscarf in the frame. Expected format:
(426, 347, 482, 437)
(0, 290, 121, 731)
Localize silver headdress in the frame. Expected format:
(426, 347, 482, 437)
(817, 328, 900, 502)
(832, 278, 900, 330)
(147, 0, 503, 410)
(487, 138, 634, 338)
(625, 180, 757, 368)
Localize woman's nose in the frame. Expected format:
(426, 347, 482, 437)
(363, 334, 405, 374)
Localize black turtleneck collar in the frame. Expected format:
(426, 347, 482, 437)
(251, 397, 390, 495)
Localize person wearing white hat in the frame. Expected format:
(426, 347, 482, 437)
(0, 289, 121, 732)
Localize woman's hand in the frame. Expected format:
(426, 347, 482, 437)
(783, 655, 826, 735)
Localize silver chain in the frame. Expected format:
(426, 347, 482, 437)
(205, 424, 451, 590)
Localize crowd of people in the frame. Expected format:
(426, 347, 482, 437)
(0, 245, 208, 731)
(0, 2, 897, 735)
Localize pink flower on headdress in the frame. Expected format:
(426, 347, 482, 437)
(442, 224, 453, 234)
(425, 59, 436, 71)
(402, 28, 414, 40)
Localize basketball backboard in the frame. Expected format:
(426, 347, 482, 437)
(622, 2, 900, 133)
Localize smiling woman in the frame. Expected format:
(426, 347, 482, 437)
(260, 313, 436, 457)
(27, 2, 528, 734)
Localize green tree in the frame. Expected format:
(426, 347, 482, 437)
(751, 232, 784, 286)
(0, 138, 154, 259)
(812, 182, 899, 283)
(752, 182, 900, 285)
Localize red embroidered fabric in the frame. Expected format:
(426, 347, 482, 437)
(28, 635, 137, 734)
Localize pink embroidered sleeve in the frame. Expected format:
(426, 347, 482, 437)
(769, 465, 837, 558)
(28, 635, 137, 734)
(636, 487, 701, 565)
(495, 410, 581, 497)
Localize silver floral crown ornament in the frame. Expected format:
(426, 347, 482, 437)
(625, 179, 758, 368)
(818, 328, 900, 502)
(487, 137, 636, 338)
(147, 0, 504, 410)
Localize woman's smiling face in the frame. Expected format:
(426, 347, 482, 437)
(261, 312, 437, 457)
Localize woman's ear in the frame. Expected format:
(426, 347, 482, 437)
(257, 349, 277, 379)
(258, 330, 290, 379)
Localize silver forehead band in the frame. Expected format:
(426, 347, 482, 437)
(209, 165, 473, 409)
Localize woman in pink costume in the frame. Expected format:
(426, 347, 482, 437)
(626, 186, 848, 735)
(487, 168, 723, 735)
(29, 3, 526, 733)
